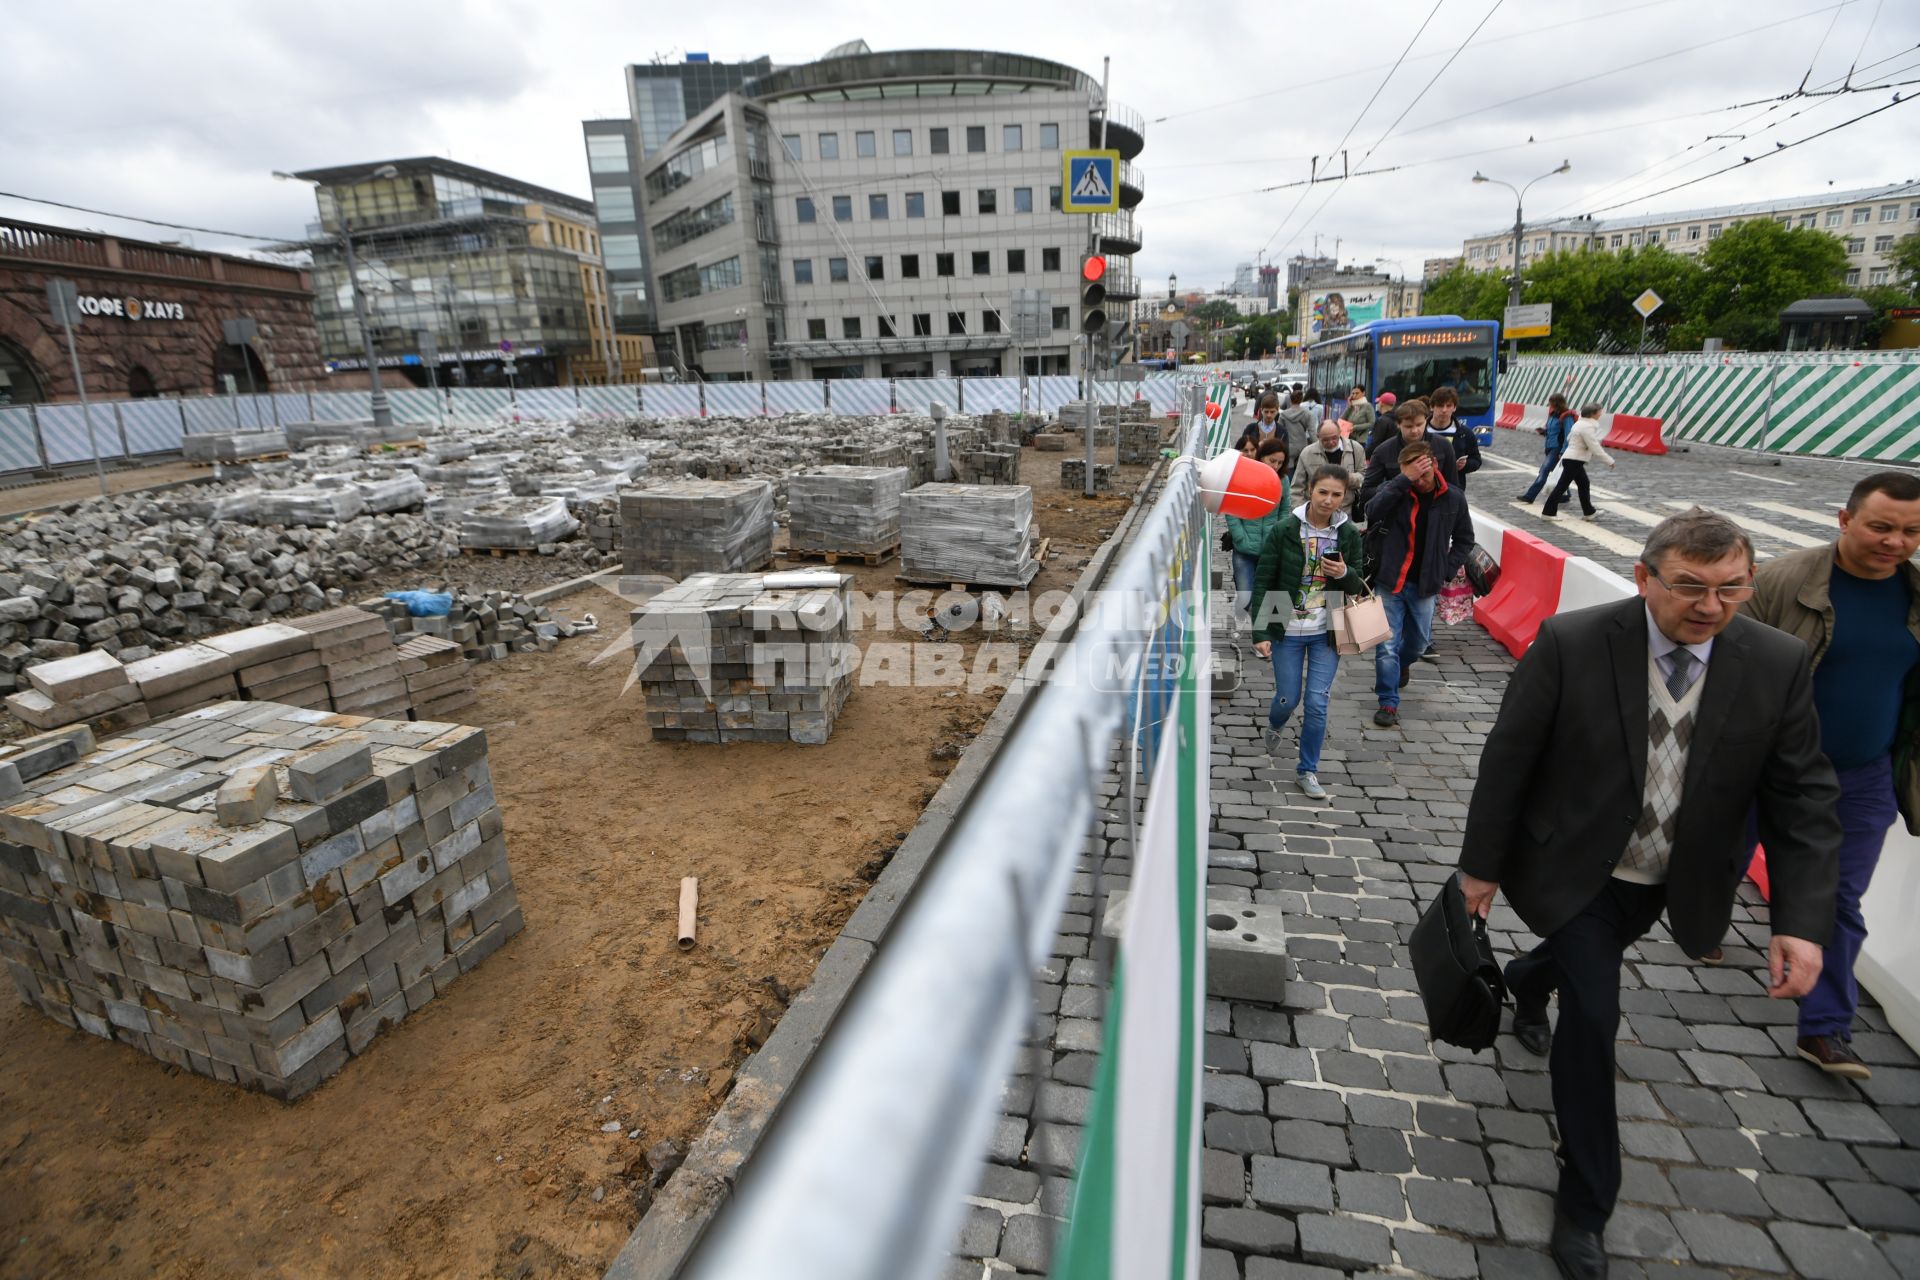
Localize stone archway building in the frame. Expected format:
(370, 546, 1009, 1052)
(0, 218, 322, 404)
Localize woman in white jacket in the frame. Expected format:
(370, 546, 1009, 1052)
(1541, 403, 1616, 520)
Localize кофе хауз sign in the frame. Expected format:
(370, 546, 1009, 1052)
(76, 295, 187, 321)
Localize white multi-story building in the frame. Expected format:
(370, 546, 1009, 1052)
(1459, 182, 1920, 288)
(586, 43, 1145, 381)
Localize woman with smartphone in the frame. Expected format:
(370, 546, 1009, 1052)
(1227, 436, 1292, 621)
(1248, 465, 1369, 801)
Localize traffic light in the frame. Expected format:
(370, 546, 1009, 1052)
(1080, 255, 1107, 335)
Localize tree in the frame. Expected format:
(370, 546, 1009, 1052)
(1522, 243, 1703, 353)
(1859, 283, 1920, 346)
(1889, 230, 1920, 291)
(1421, 262, 1509, 323)
(1231, 315, 1279, 359)
(1666, 218, 1848, 350)
(1188, 300, 1244, 328)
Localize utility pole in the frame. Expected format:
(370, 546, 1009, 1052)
(340, 227, 394, 427)
(46, 280, 108, 498)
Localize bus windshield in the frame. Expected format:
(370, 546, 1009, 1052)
(1376, 339, 1494, 415)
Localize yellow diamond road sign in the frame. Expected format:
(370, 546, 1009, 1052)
(1062, 149, 1121, 213)
(1633, 289, 1664, 319)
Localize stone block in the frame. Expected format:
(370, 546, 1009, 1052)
(25, 650, 130, 700)
(287, 740, 373, 803)
(215, 766, 280, 828)
(1102, 890, 1287, 1002)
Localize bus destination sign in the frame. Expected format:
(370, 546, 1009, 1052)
(1378, 329, 1481, 348)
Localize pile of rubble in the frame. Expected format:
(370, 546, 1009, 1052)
(367, 590, 591, 663)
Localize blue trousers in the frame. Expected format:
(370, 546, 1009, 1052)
(1232, 550, 1259, 612)
(1372, 587, 1435, 709)
(1799, 756, 1901, 1039)
(1521, 448, 1563, 502)
(1268, 631, 1340, 774)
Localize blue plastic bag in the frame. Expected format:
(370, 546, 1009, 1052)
(384, 590, 453, 617)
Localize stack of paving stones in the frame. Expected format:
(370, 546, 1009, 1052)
(786, 466, 909, 557)
(955, 446, 1022, 486)
(4, 650, 145, 730)
(397, 636, 474, 720)
(900, 484, 1038, 587)
(1033, 431, 1070, 454)
(0, 703, 521, 1099)
(369, 591, 583, 662)
(630, 571, 854, 745)
(1118, 404, 1160, 465)
(182, 431, 289, 464)
(1058, 459, 1115, 493)
(947, 568, 1920, 1280)
(619, 480, 776, 579)
(457, 497, 579, 551)
(293, 608, 416, 719)
(819, 442, 909, 470)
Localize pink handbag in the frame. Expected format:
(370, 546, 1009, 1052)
(1332, 585, 1393, 655)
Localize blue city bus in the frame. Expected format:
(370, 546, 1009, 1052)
(1306, 315, 1501, 444)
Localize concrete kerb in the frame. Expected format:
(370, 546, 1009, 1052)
(525, 566, 622, 607)
(601, 456, 1169, 1280)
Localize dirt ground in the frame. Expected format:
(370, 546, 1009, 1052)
(0, 459, 1147, 1280)
(0, 460, 211, 518)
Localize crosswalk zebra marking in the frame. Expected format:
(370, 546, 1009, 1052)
(1662, 501, 1826, 548)
(1748, 499, 1841, 530)
(1593, 501, 1661, 526)
(1729, 468, 1799, 487)
(1507, 504, 1649, 557)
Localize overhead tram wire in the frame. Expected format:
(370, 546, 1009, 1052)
(0, 191, 292, 245)
(1257, 0, 1446, 259)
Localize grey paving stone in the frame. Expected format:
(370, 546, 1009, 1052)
(1027, 1123, 1081, 1176)
(1393, 1227, 1480, 1280)
(1034, 1081, 1091, 1126)
(1832, 1180, 1920, 1233)
(1233, 1007, 1291, 1044)
(1615, 1044, 1691, 1083)
(1474, 1244, 1563, 1280)
(1271, 1118, 1350, 1166)
(1383, 1053, 1448, 1095)
(1876, 1233, 1920, 1280)
(954, 1205, 1003, 1258)
(936, 1257, 983, 1280)
(975, 1164, 1041, 1206)
(1249, 1042, 1317, 1084)
(1804, 1097, 1904, 1145)
(1670, 1210, 1787, 1272)
(1605, 1206, 1690, 1262)
(1751, 1054, 1862, 1098)
(1490, 1142, 1559, 1192)
(1669, 1167, 1771, 1217)
(1206, 1110, 1276, 1156)
(1488, 1184, 1554, 1245)
(1615, 1080, 1663, 1120)
(1350, 1125, 1413, 1174)
(1335, 1168, 1407, 1219)
(1861, 1067, 1920, 1107)
(1289, 1013, 1349, 1049)
(1758, 1133, 1867, 1180)
(1625, 1013, 1696, 1050)
(1480, 1108, 1553, 1148)
(1416, 1100, 1481, 1141)
(1205, 1073, 1266, 1115)
(1207, 1034, 1251, 1074)
(1200, 1246, 1241, 1280)
(1620, 1121, 1696, 1163)
(1444, 1062, 1511, 1106)
(1411, 1135, 1491, 1182)
(1759, 1172, 1849, 1225)
(1690, 1023, 1776, 1055)
(1316, 1048, 1388, 1089)
(1405, 1177, 1497, 1236)
(986, 1115, 1027, 1163)
(1332, 989, 1390, 1017)
(1502, 1071, 1555, 1113)
(1266, 1083, 1346, 1123)
(1620, 1159, 1681, 1208)
(1349, 1016, 1428, 1053)
(1651, 1083, 1737, 1128)
(1344, 1092, 1413, 1129)
(1202, 1148, 1245, 1205)
(1243, 1259, 1344, 1280)
(1684, 1126, 1766, 1170)
(997, 1212, 1059, 1274)
(1768, 1222, 1899, 1280)
(1297, 1213, 1393, 1269)
(1859, 1145, 1920, 1191)
(1202, 1206, 1296, 1257)
(1250, 1154, 1334, 1211)
(1726, 1090, 1813, 1135)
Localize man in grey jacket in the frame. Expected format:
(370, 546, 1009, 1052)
(1294, 419, 1365, 518)
(1277, 391, 1318, 459)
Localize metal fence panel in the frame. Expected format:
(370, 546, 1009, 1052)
(447, 388, 513, 421)
(387, 389, 445, 427)
(270, 392, 313, 425)
(578, 385, 640, 417)
(309, 391, 373, 422)
(182, 396, 255, 435)
(516, 388, 579, 420)
(120, 399, 186, 455)
(37, 402, 124, 465)
(645, 383, 703, 418)
(0, 407, 40, 472)
(1035, 375, 1081, 414)
(766, 381, 827, 415)
(704, 382, 764, 417)
(893, 378, 956, 415)
(959, 377, 1020, 413)
(829, 379, 890, 415)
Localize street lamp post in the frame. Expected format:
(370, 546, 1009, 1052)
(275, 165, 398, 428)
(1472, 161, 1570, 363)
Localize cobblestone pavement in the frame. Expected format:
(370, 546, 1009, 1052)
(947, 544, 1920, 1278)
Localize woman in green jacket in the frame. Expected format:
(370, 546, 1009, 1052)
(1228, 437, 1291, 614)
(1249, 464, 1369, 800)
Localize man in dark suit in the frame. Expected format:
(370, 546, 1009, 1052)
(1456, 507, 1841, 1280)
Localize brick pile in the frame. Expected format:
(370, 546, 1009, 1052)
(900, 484, 1038, 587)
(1118, 401, 1161, 465)
(631, 570, 854, 744)
(398, 636, 475, 720)
(1059, 459, 1115, 493)
(182, 430, 289, 464)
(0, 704, 521, 1099)
(370, 592, 587, 662)
(786, 466, 909, 557)
(293, 608, 415, 719)
(619, 480, 775, 579)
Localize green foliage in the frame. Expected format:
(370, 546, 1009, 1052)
(1859, 284, 1920, 346)
(1889, 230, 1920, 290)
(1231, 315, 1279, 359)
(1421, 263, 1508, 323)
(1188, 300, 1244, 328)
(1666, 219, 1847, 351)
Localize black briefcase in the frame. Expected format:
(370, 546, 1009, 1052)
(1410, 872, 1508, 1052)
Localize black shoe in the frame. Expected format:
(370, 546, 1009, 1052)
(1517, 492, 1536, 502)
(1513, 1008, 1552, 1057)
(1420, 644, 1439, 662)
(1373, 705, 1398, 727)
(1550, 1212, 1607, 1280)
(1398, 662, 1413, 689)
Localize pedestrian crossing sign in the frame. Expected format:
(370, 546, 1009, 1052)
(1062, 149, 1121, 213)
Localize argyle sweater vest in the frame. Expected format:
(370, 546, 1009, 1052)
(1615, 651, 1703, 884)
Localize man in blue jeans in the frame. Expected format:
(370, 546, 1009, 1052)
(1364, 440, 1474, 727)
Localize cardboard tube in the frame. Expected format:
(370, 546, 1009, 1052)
(677, 877, 698, 951)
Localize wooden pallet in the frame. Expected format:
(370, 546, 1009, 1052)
(187, 452, 288, 468)
(367, 440, 426, 452)
(782, 542, 900, 567)
(460, 546, 542, 557)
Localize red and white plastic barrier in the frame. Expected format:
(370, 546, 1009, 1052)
(1496, 402, 1526, 431)
(1601, 412, 1668, 455)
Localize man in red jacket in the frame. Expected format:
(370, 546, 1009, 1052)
(1363, 440, 1474, 727)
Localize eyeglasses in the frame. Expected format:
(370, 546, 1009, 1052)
(1648, 570, 1754, 603)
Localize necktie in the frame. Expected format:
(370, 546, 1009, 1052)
(1664, 651, 1697, 701)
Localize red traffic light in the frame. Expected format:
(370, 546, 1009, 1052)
(1082, 255, 1107, 282)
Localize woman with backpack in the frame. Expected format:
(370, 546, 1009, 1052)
(1541, 403, 1616, 520)
(1519, 393, 1576, 504)
(1227, 436, 1293, 620)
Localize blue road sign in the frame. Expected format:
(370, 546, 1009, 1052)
(1062, 149, 1121, 214)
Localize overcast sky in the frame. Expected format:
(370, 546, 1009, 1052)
(5, 0, 1917, 292)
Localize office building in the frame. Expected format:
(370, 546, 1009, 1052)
(586, 42, 1146, 380)
(1460, 181, 1920, 288)
(1423, 255, 1462, 281)
(1257, 264, 1280, 311)
(288, 157, 614, 387)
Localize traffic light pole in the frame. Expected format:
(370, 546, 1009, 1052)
(1083, 56, 1110, 499)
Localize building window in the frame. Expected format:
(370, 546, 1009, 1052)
(1800, 213, 1817, 228)
(1883, 205, 1901, 222)
(1008, 249, 1026, 273)
(1846, 268, 1862, 285)
(844, 317, 861, 339)
(1048, 186, 1062, 211)
(892, 129, 913, 157)
(942, 190, 961, 216)
(936, 252, 955, 277)
(594, 185, 636, 223)
(1853, 207, 1872, 224)
(653, 193, 735, 250)
(982, 310, 1001, 334)
(1778, 216, 1792, 228)
(1052, 306, 1069, 330)
(1827, 210, 1844, 228)
(1707, 223, 1722, 239)
(901, 253, 920, 278)
(603, 234, 643, 270)
(1687, 225, 1701, 241)
(978, 188, 997, 214)
(1534, 237, 1545, 252)
(1003, 124, 1023, 151)
(698, 257, 742, 292)
(1629, 232, 1642, 246)
(587, 133, 629, 173)
(905, 192, 925, 218)
(793, 259, 813, 284)
(856, 131, 877, 158)
(913, 313, 932, 337)
(1469, 245, 1482, 258)
(797, 196, 815, 223)
(864, 255, 885, 281)
(1667, 228, 1681, 243)
(966, 125, 986, 153)
(1040, 122, 1059, 149)
(878, 315, 896, 338)
(870, 193, 889, 220)
(829, 257, 849, 282)
(1849, 238, 1867, 254)
(930, 127, 949, 154)
(807, 318, 826, 340)
(1042, 247, 1061, 271)
(781, 134, 802, 160)
(660, 264, 700, 303)
(1911, 203, 1920, 220)
(819, 133, 840, 159)
(947, 311, 966, 334)
(1014, 187, 1033, 213)
(1877, 234, 1895, 252)
(1871, 268, 1891, 285)
(971, 250, 990, 275)
(1609, 235, 1622, 249)
(833, 195, 852, 222)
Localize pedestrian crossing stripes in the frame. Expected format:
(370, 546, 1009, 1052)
(1507, 504, 1648, 557)
(1659, 501, 1826, 548)
(1507, 495, 1853, 568)
(1748, 499, 1841, 527)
